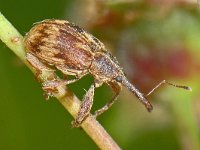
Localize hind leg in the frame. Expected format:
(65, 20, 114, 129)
(42, 65, 88, 99)
(56, 65, 88, 83)
(27, 53, 58, 98)
(26, 53, 88, 98)
(26, 53, 55, 81)
(44, 65, 88, 93)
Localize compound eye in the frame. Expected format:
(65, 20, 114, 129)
(115, 76, 122, 82)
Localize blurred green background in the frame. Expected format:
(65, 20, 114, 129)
(0, 0, 200, 149)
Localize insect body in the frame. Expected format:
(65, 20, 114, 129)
(24, 19, 190, 127)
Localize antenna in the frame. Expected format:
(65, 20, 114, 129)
(146, 80, 192, 97)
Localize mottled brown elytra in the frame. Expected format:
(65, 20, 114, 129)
(24, 19, 192, 127)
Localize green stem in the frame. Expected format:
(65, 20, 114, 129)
(0, 12, 121, 150)
(0, 13, 25, 63)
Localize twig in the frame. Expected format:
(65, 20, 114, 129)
(0, 12, 121, 150)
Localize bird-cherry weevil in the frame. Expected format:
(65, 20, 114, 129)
(24, 19, 191, 127)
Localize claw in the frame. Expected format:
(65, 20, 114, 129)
(71, 120, 79, 128)
(42, 79, 65, 99)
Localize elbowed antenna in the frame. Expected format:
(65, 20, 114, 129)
(146, 80, 192, 97)
(121, 76, 153, 112)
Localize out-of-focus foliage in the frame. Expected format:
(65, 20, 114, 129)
(0, 0, 199, 150)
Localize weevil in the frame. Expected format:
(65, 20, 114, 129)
(24, 19, 191, 127)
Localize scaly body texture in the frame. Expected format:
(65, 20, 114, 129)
(24, 19, 154, 127)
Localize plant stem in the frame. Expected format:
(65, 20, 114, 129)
(0, 12, 121, 150)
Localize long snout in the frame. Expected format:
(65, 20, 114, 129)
(121, 77, 153, 112)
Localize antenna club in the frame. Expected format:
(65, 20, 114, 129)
(186, 86, 192, 91)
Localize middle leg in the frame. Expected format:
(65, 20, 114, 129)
(72, 83, 95, 127)
(71, 80, 104, 127)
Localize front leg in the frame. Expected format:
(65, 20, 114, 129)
(94, 81, 122, 117)
(72, 84, 95, 127)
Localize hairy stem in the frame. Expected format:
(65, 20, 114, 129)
(0, 12, 121, 150)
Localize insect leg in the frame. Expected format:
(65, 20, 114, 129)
(26, 52, 55, 81)
(42, 72, 85, 91)
(146, 80, 192, 97)
(42, 67, 88, 99)
(72, 83, 95, 127)
(56, 65, 88, 85)
(94, 82, 122, 118)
